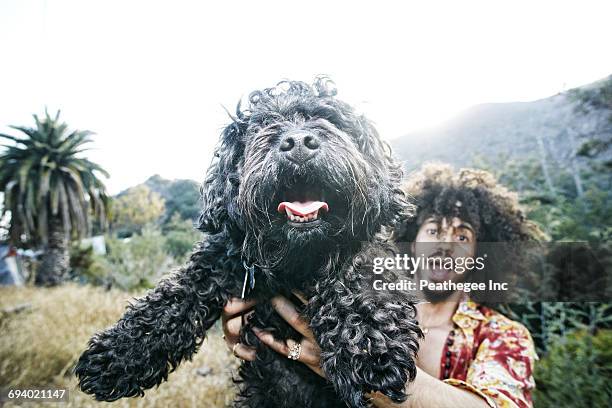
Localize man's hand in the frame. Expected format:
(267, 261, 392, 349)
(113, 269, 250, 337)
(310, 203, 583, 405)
(221, 297, 257, 361)
(220, 293, 324, 377)
(221, 297, 489, 407)
(253, 293, 325, 378)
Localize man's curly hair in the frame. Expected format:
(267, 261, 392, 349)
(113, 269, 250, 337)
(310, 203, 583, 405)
(395, 162, 546, 303)
(398, 162, 545, 242)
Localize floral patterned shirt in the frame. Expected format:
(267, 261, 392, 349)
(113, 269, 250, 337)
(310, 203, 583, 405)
(441, 300, 538, 408)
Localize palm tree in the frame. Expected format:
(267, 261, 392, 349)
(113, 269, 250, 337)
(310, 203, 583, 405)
(0, 110, 110, 285)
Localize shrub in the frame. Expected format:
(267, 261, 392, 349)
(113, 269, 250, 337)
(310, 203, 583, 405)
(66, 226, 175, 291)
(534, 329, 612, 408)
(69, 243, 112, 286)
(105, 225, 176, 290)
(163, 213, 201, 260)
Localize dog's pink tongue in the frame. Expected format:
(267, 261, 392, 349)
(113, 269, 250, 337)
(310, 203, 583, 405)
(277, 201, 329, 216)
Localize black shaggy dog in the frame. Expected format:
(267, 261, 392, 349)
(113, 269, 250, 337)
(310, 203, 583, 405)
(76, 78, 421, 408)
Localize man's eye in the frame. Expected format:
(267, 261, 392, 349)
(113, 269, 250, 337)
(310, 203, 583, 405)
(427, 229, 438, 235)
(457, 235, 469, 242)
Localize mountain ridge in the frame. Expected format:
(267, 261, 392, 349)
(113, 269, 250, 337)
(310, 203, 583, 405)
(391, 75, 612, 173)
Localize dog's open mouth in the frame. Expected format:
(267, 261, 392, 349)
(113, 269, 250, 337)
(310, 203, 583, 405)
(276, 186, 330, 227)
(277, 200, 329, 224)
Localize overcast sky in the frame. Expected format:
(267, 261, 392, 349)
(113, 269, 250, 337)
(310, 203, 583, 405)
(1, 0, 611, 194)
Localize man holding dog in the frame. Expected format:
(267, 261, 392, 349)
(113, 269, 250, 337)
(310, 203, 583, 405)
(223, 163, 540, 408)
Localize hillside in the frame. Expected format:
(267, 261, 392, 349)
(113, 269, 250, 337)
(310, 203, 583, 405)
(117, 175, 201, 223)
(391, 76, 612, 173)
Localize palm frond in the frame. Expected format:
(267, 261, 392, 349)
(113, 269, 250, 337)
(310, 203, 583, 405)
(0, 133, 27, 144)
(0, 110, 110, 245)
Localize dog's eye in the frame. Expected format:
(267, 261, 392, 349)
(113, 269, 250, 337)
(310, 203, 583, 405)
(228, 173, 240, 186)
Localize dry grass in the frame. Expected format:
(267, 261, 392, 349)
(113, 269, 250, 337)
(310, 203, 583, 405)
(0, 284, 238, 407)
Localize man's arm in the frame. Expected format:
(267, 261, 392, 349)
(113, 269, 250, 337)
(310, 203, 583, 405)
(370, 367, 491, 408)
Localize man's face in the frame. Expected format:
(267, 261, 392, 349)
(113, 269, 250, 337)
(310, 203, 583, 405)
(412, 216, 477, 300)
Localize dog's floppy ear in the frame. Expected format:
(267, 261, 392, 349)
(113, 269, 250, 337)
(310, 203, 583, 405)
(353, 113, 415, 228)
(198, 114, 247, 234)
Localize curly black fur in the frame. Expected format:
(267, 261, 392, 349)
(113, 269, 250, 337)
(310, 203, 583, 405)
(75, 77, 422, 408)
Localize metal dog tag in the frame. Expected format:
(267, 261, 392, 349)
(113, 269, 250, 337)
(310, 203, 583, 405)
(241, 261, 256, 299)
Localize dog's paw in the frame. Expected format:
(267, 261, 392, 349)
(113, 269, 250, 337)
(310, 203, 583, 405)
(75, 328, 160, 401)
(323, 344, 417, 407)
(317, 303, 421, 408)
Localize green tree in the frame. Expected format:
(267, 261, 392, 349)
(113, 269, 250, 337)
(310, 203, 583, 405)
(162, 179, 200, 223)
(534, 329, 612, 407)
(0, 110, 109, 285)
(111, 185, 165, 237)
(162, 212, 201, 259)
(143, 175, 201, 224)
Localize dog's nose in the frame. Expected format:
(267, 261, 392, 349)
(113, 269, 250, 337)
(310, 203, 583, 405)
(279, 132, 320, 163)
